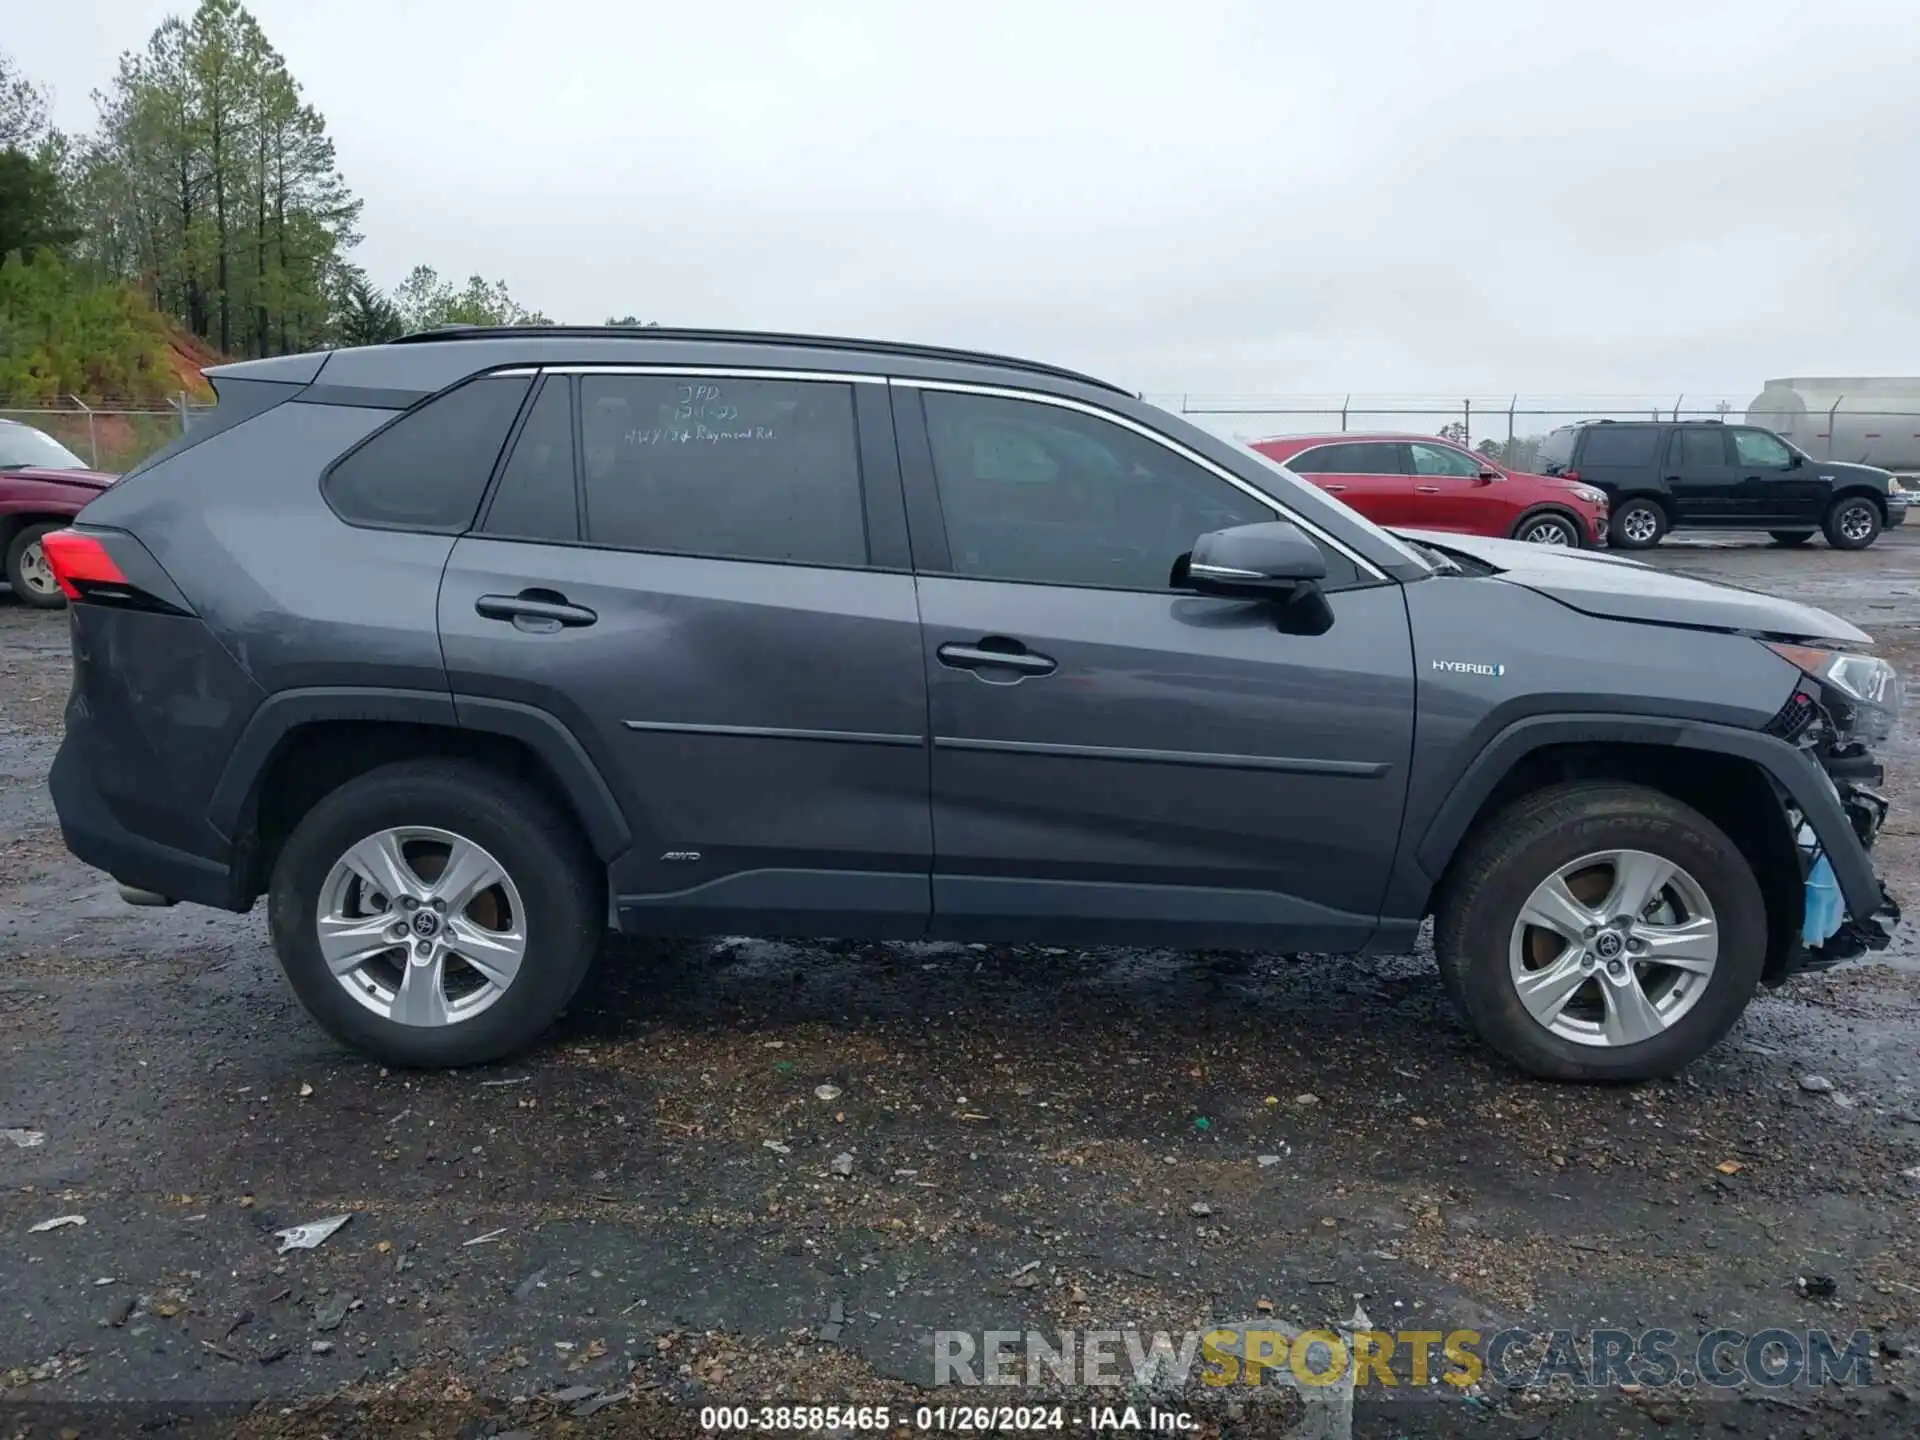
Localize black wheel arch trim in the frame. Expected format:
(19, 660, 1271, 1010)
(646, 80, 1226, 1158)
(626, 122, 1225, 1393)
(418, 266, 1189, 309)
(1405, 712, 1881, 920)
(1829, 487, 1887, 516)
(207, 686, 632, 862)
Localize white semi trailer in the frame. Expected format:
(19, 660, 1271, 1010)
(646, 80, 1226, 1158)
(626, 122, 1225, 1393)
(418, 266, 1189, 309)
(1746, 378, 1920, 481)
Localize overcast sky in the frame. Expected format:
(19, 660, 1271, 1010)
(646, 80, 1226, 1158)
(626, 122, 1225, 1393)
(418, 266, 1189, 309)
(16, 0, 1920, 402)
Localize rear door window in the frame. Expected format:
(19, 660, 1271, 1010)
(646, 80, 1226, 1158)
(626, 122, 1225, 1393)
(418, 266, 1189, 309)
(1577, 426, 1660, 467)
(1298, 442, 1403, 474)
(578, 375, 870, 567)
(482, 377, 579, 542)
(1666, 428, 1730, 468)
(323, 374, 532, 531)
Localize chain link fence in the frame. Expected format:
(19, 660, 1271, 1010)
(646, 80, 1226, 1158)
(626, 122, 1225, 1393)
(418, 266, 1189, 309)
(1, 395, 211, 473)
(8, 388, 1920, 478)
(1144, 394, 1920, 475)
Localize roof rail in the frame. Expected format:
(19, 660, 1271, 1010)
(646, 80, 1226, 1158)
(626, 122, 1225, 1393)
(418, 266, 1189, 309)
(387, 325, 1129, 396)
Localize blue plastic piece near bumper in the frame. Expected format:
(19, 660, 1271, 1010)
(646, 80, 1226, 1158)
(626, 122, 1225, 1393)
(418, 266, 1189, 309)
(1803, 852, 1844, 947)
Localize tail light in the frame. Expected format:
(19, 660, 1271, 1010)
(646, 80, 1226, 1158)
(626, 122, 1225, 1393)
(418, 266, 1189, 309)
(37, 527, 192, 614)
(39, 529, 128, 600)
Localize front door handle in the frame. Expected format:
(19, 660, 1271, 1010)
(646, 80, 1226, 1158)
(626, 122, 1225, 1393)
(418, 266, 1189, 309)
(1415, 484, 1441, 493)
(937, 638, 1057, 677)
(1322, 484, 1348, 493)
(476, 590, 598, 632)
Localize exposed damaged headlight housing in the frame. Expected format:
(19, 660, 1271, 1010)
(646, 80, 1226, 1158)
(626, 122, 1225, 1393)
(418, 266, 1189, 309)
(1765, 643, 1902, 744)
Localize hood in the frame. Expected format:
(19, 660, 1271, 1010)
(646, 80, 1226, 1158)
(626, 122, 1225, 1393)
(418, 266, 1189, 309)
(1812, 459, 1896, 489)
(1, 465, 117, 490)
(1522, 469, 1603, 499)
(1396, 528, 1870, 646)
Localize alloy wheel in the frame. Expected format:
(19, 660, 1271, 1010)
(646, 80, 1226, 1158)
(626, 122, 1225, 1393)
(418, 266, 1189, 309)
(1839, 504, 1876, 543)
(316, 826, 526, 1027)
(1520, 519, 1574, 546)
(1507, 848, 1718, 1048)
(15, 540, 59, 597)
(1621, 508, 1659, 544)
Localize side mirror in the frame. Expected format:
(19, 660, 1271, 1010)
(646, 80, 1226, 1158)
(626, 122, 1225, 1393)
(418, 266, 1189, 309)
(1477, 468, 1501, 483)
(1175, 521, 1327, 598)
(1788, 452, 1804, 469)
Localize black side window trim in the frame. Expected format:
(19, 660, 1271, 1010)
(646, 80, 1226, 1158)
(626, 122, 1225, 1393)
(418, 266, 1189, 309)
(319, 371, 536, 535)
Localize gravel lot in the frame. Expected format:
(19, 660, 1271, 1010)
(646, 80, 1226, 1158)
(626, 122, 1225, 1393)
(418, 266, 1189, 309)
(4, 533, 1920, 1439)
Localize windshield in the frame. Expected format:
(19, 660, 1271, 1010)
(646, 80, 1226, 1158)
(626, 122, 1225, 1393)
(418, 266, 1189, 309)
(0, 424, 87, 471)
(1236, 440, 1435, 573)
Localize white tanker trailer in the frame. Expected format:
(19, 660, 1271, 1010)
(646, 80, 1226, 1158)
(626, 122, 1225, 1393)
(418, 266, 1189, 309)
(1746, 378, 1920, 481)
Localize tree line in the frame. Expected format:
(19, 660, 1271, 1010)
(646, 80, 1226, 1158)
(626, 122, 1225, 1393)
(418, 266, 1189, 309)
(0, 3, 625, 402)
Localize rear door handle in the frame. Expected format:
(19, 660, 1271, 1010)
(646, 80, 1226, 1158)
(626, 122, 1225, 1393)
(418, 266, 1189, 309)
(1322, 484, 1348, 493)
(937, 639, 1057, 677)
(476, 591, 598, 632)
(1415, 485, 1441, 493)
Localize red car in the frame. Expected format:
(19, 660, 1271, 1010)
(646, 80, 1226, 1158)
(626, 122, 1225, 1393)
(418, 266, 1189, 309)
(1250, 432, 1609, 548)
(0, 419, 118, 609)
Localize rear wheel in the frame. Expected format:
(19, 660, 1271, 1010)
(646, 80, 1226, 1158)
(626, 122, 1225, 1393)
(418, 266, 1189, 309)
(1768, 530, 1815, 547)
(1513, 512, 1581, 547)
(1608, 498, 1667, 550)
(4, 521, 68, 610)
(1435, 782, 1766, 1081)
(1823, 495, 1881, 550)
(267, 759, 601, 1067)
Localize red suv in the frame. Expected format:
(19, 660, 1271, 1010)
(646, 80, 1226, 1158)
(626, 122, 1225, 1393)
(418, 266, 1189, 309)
(1250, 433, 1609, 548)
(0, 419, 118, 609)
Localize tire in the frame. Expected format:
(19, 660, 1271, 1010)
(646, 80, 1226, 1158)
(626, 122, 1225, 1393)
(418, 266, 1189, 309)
(1608, 498, 1667, 550)
(267, 759, 602, 1067)
(1434, 781, 1766, 1082)
(1512, 511, 1581, 548)
(1823, 495, 1882, 551)
(4, 521, 69, 610)
(1768, 530, 1815, 547)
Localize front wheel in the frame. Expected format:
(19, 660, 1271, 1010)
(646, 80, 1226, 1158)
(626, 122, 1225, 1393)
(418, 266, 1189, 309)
(267, 759, 602, 1067)
(1824, 496, 1882, 550)
(1608, 498, 1667, 550)
(1513, 512, 1581, 547)
(1434, 782, 1766, 1081)
(4, 521, 69, 610)
(1769, 530, 1815, 547)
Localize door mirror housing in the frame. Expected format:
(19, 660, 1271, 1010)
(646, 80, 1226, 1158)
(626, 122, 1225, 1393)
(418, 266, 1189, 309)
(1477, 468, 1501, 483)
(1176, 521, 1327, 598)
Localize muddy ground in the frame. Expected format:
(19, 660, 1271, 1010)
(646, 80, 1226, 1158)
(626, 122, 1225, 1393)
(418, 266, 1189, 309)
(4, 533, 1920, 1439)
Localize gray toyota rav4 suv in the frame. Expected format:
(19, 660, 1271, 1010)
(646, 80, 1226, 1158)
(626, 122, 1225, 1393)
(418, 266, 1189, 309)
(44, 328, 1901, 1081)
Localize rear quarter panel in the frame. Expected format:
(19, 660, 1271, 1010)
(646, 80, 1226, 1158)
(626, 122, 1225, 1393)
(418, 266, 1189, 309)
(77, 400, 455, 695)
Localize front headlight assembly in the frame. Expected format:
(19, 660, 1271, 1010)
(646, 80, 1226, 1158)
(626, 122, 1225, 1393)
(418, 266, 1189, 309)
(1765, 643, 1902, 745)
(1570, 485, 1607, 506)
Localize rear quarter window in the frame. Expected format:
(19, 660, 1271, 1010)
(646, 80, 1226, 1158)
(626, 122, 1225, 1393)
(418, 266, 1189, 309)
(1576, 426, 1660, 468)
(1536, 428, 1577, 474)
(322, 374, 533, 531)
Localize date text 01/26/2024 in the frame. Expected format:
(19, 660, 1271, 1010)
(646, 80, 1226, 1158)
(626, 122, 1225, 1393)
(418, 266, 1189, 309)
(699, 1404, 1199, 1432)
